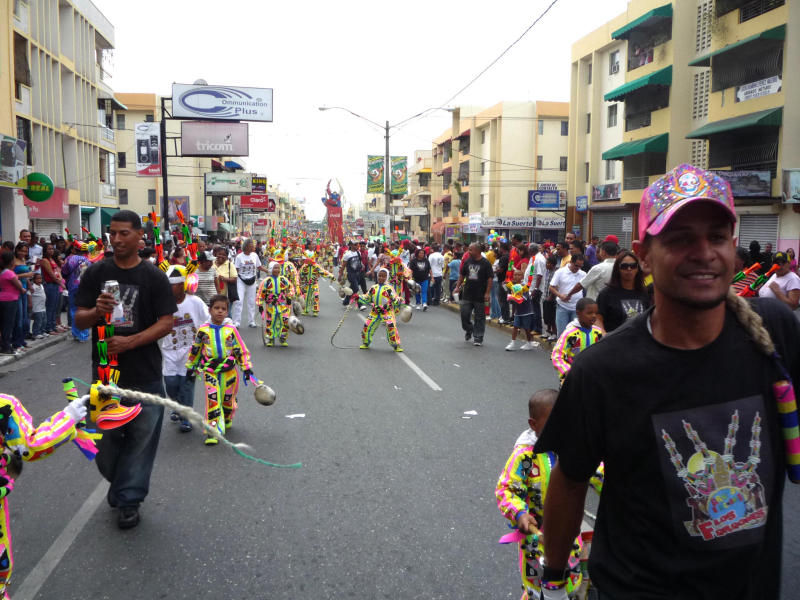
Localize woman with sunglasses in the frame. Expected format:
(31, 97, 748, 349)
(596, 251, 650, 333)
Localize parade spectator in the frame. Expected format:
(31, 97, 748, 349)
(504, 270, 537, 351)
(551, 297, 603, 386)
(542, 255, 558, 340)
(428, 244, 444, 306)
(12, 243, 33, 347)
(761, 242, 774, 273)
(584, 235, 600, 268)
(30, 271, 46, 339)
(565, 241, 618, 302)
(410, 248, 432, 311)
(447, 251, 461, 302)
(214, 245, 238, 317)
(496, 243, 511, 324)
(596, 251, 651, 333)
(61, 242, 90, 342)
(522, 243, 545, 334)
(549, 253, 586, 336)
(536, 165, 799, 600)
(758, 251, 800, 310)
(0, 251, 23, 355)
(564, 231, 576, 245)
(75, 210, 177, 529)
(748, 240, 761, 267)
(455, 242, 493, 346)
(40, 243, 64, 335)
(233, 239, 265, 328)
(555, 242, 570, 268)
(787, 248, 797, 273)
(194, 251, 218, 306)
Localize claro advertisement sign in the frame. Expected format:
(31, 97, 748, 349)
(181, 122, 249, 157)
(172, 84, 273, 122)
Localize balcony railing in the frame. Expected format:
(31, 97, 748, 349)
(740, 0, 785, 23)
(101, 126, 115, 143)
(623, 175, 650, 190)
(626, 112, 652, 132)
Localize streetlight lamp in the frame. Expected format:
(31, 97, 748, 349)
(318, 106, 452, 234)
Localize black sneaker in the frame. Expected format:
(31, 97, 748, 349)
(464, 331, 472, 342)
(170, 411, 180, 422)
(118, 506, 140, 529)
(473, 339, 483, 346)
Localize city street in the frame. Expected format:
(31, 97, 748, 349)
(3, 284, 799, 599)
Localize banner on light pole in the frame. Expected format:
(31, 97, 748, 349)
(367, 155, 384, 193)
(390, 156, 408, 195)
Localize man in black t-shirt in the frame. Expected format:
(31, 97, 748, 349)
(454, 243, 492, 346)
(75, 210, 176, 530)
(536, 165, 799, 600)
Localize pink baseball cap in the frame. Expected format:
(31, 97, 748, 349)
(639, 164, 736, 240)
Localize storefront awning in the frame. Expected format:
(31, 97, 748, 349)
(224, 160, 244, 170)
(211, 159, 224, 170)
(80, 206, 96, 215)
(689, 25, 786, 67)
(686, 107, 783, 139)
(417, 168, 432, 174)
(431, 221, 446, 234)
(612, 4, 673, 40)
(100, 207, 118, 228)
(218, 222, 235, 233)
(604, 66, 672, 102)
(455, 129, 470, 139)
(602, 133, 669, 160)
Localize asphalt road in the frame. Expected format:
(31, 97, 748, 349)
(2, 283, 799, 599)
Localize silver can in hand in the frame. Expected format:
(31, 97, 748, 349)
(103, 280, 120, 304)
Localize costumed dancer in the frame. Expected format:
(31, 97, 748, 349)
(274, 248, 301, 298)
(257, 262, 294, 347)
(496, 389, 603, 600)
(357, 268, 403, 352)
(298, 250, 334, 316)
(186, 295, 254, 445)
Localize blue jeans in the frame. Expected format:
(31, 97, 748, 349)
(68, 288, 89, 341)
(31, 311, 45, 336)
(164, 374, 195, 416)
(13, 295, 28, 348)
(96, 379, 166, 508)
(44, 282, 60, 332)
(430, 276, 442, 304)
(530, 293, 543, 334)
(415, 279, 429, 305)
(555, 305, 577, 337)
(490, 279, 501, 319)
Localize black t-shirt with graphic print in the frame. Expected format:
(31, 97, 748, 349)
(596, 285, 651, 332)
(459, 256, 493, 302)
(76, 258, 177, 388)
(535, 298, 800, 600)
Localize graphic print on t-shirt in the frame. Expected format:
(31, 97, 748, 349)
(166, 312, 198, 351)
(110, 283, 139, 328)
(467, 264, 481, 280)
(621, 298, 644, 320)
(652, 396, 772, 549)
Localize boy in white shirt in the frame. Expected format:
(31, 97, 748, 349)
(161, 265, 210, 432)
(30, 272, 47, 338)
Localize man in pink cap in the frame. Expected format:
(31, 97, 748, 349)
(534, 164, 800, 599)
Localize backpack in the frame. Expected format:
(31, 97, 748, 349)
(347, 253, 363, 274)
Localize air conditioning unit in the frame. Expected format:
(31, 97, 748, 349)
(611, 63, 620, 74)
(25, 165, 34, 175)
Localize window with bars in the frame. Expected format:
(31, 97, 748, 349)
(607, 104, 617, 128)
(561, 121, 568, 136)
(148, 189, 156, 205)
(118, 151, 126, 169)
(691, 140, 708, 170)
(605, 160, 616, 181)
(692, 70, 710, 120)
(116, 113, 126, 130)
(119, 189, 128, 205)
(696, 2, 712, 54)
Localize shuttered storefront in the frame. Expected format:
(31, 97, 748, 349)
(591, 210, 632, 249)
(737, 214, 778, 250)
(32, 219, 64, 238)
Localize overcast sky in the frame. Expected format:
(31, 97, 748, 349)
(94, 0, 630, 221)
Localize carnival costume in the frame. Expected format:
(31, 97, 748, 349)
(357, 269, 403, 352)
(551, 319, 604, 385)
(496, 432, 604, 599)
(257, 269, 294, 347)
(386, 250, 409, 300)
(298, 251, 334, 316)
(186, 323, 253, 445)
(271, 249, 300, 297)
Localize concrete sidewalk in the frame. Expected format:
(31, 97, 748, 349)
(0, 329, 72, 369)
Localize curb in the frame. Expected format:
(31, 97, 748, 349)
(0, 331, 72, 369)
(438, 301, 555, 352)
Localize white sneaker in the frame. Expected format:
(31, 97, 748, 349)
(520, 341, 538, 350)
(505, 340, 519, 351)
(415, 304, 422, 310)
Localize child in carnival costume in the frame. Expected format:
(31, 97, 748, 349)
(272, 248, 300, 297)
(551, 297, 603, 386)
(496, 389, 604, 600)
(356, 268, 403, 352)
(257, 262, 294, 347)
(186, 295, 254, 445)
(298, 250, 334, 317)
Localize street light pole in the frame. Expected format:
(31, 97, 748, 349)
(384, 120, 391, 228)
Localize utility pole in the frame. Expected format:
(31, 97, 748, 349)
(384, 120, 391, 231)
(159, 96, 169, 229)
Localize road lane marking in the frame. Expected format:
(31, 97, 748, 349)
(356, 313, 442, 391)
(14, 480, 108, 600)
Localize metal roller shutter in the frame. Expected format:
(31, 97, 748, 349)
(591, 210, 631, 248)
(737, 214, 778, 250)
(32, 219, 64, 238)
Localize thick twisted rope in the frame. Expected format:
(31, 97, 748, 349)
(85, 382, 301, 469)
(330, 301, 360, 349)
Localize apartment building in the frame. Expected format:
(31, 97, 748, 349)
(402, 149, 432, 239)
(568, 0, 799, 250)
(1, 0, 121, 240)
(430, 102, 569, 243)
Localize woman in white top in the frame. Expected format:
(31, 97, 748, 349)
(232, 239, 268, 328)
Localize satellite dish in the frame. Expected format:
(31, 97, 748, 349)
(193, 78, 208, 85)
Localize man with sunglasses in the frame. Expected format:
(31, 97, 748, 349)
(564, 240, 618, 303)
(535, 164, 800, 600)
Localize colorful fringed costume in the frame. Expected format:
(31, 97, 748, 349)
(357, 282, 403, 351)
(186, 323, 253, 443)
(551, 320, 604, 385)
(387, 252, 409, 298)
(298, 252, 334, 316)
(496, 434, 604, 600)
(257, 275, 294, 347)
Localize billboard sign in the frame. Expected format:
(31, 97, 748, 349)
(251, 175, 267, 194)
(172, 84, 273, 122)
(180, 121, 249, 157)
(403, 207, 428, 216)
(163, 196, 190, 225)
(782, 169, 800, 204)
(710, 170, 771, 198)
(0, 135, 27, 189)
(592, 183, 621, 201)
(135, 122, 162, 176)
(535, 216, 565, 229)
(240, 194, 276, 212)
(20, 187, 69, 219)
(390, 156, 408, 195)
(367, 155, 384, 192)
(576, 195, 589, 212)
(204, 172, 252, 195)
(527, 190, 560, 210)
(481, 216, 536, 229)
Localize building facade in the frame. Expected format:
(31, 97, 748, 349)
(569, 0, 799, 250)
(1, 0, 121, 240)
